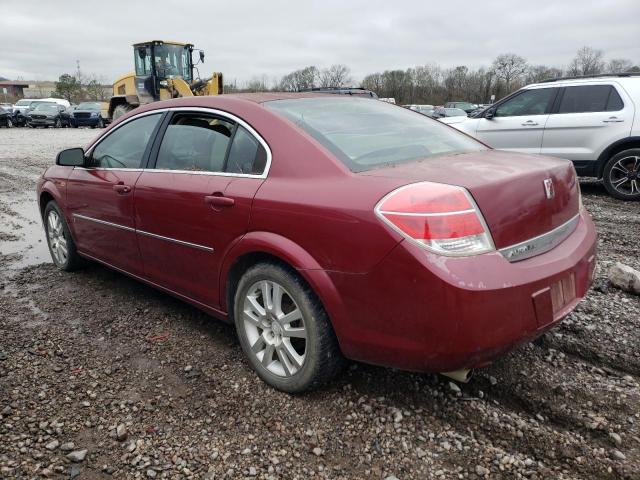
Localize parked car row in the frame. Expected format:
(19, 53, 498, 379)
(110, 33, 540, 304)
(0, 99, 109, 129)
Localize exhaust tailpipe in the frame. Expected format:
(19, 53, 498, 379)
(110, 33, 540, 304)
(440, 369, 473, 383)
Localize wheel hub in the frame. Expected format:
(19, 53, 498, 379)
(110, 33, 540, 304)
(242, 280, 307, 377)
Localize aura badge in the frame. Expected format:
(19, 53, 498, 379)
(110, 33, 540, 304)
(543, 178, 555, 199)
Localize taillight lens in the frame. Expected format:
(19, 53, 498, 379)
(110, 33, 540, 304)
(375, 182, 495, 256)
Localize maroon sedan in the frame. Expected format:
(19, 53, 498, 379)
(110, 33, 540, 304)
(37, 94, 597, 392)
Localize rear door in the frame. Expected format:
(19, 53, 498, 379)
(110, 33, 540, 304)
(475, 87, 558, 153)
(541, 83, 633, 162)
(66, 112, 164, 275)
(134, 109, 269, 307)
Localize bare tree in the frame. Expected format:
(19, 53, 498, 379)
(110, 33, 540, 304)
(279, 66, 319, 91)
(526, 65, 563, 83)
(318, 64, 352, 88)
(492, 53, 528, 90)
(568, 46, 604, 76)
(607, 58, 633, 73)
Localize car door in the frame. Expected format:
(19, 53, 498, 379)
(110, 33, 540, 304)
(475, 87, 558, 153)
(66, 112, 164, 275)
(541, 83, 633, 163)
(134, 110, 269, 307)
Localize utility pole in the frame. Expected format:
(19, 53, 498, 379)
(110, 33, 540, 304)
(76, 60, 81, 85)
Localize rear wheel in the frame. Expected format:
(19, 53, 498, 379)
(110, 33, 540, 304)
(234, 262, 344, 393)
(112, 104, 133, 120)
(603, 149, 640, 200)
(43, 201, 84, 271)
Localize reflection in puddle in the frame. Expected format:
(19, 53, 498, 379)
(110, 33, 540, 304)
(0, 193, 51, 271)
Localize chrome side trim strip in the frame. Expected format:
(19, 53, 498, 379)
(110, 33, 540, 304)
(499, 214, 580, 262)
(72, 213, 214, 253)
(136, 228, 214, 252)
(73, 213, 136, 232)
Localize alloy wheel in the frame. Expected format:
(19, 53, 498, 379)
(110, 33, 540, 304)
(47, 210, 68, 265)
(242, 280, 307, 377)
(608, 156, 640, 196)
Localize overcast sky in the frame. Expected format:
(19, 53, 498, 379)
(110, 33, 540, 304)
(1, 0, 639, 85)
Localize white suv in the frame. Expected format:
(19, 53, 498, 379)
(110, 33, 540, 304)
(449, 74, 640, 200)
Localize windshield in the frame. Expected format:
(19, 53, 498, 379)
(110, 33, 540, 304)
(153, 44, 192, 81)
(16, 100, 31, 106)
(33, 103, 58, 112)
(266, 97, 485, 172)
(77, 102, 101, 110)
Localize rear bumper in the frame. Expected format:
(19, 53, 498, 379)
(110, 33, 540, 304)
(328, 210, 597, 372)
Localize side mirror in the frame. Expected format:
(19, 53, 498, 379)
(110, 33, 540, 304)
(199, 50, 205, 63)
(56, 147, 85, 167)
(485, 108, 496, 119)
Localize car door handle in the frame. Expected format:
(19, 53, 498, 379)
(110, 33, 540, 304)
(521, 121, 539, 126)
(204, 194, 235, 208)
(113, 183, 131, 194)
(603, 117, 624, 123)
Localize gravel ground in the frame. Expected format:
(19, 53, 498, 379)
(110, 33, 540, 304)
(0, 128, 639, 479)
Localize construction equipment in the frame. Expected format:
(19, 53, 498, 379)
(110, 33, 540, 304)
(109, 40, 223, 120)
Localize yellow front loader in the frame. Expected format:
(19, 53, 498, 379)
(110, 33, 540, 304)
(109, 40, 223, 120)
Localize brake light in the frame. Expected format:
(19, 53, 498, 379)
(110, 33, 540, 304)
(375, 182, 495, 256)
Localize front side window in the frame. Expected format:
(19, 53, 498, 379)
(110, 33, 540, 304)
(91, 113, 161, 168)
(557, 85, 624, 113)
(495, 88, 557, 117)
(266, 97, 485, 172)
(155, 114, 234, 172)
(134, 47, 152, 76)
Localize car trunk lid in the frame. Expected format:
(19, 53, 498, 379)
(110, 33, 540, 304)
(361, 150, 580, 250)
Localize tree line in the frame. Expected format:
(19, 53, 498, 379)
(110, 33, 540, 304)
(226, 46, 639, 105)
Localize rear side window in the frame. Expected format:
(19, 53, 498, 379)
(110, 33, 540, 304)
(495, 88, 556, 117)
(155, 114, 234, 172)
(557, 85, 624, 113)
(91, 113, 161, 168)
(226, 126, 267, 175)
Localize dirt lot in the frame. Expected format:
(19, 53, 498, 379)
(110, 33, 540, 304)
(0, 128, 639, 479)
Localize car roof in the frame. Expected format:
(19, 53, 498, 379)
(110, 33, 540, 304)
(130, 92, 355, 112)
(527, 73, 639, 88)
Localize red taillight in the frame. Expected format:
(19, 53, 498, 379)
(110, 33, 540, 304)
(376, 182, 495, 256)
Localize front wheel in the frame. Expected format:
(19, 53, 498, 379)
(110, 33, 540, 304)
(234, 262, 345, 393)
(43, 201, 84, 271)
(6, 118, 13, 128)
(603, 149, 640, 200)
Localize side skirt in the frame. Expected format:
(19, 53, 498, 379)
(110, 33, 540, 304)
(77, 251, 230, 323)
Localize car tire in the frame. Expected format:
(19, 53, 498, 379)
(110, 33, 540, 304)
(54, 118, 62, 128)
(113, 104, 133, 120)
(97, 118, 104, 129)
(43, 201, 84, 271)
(234, 262, 345, 393)
(6, 118, 13, 128)
(602, 148, 640, 201)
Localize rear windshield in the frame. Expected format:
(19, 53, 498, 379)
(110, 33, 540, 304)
(265, 97, 484, 172)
